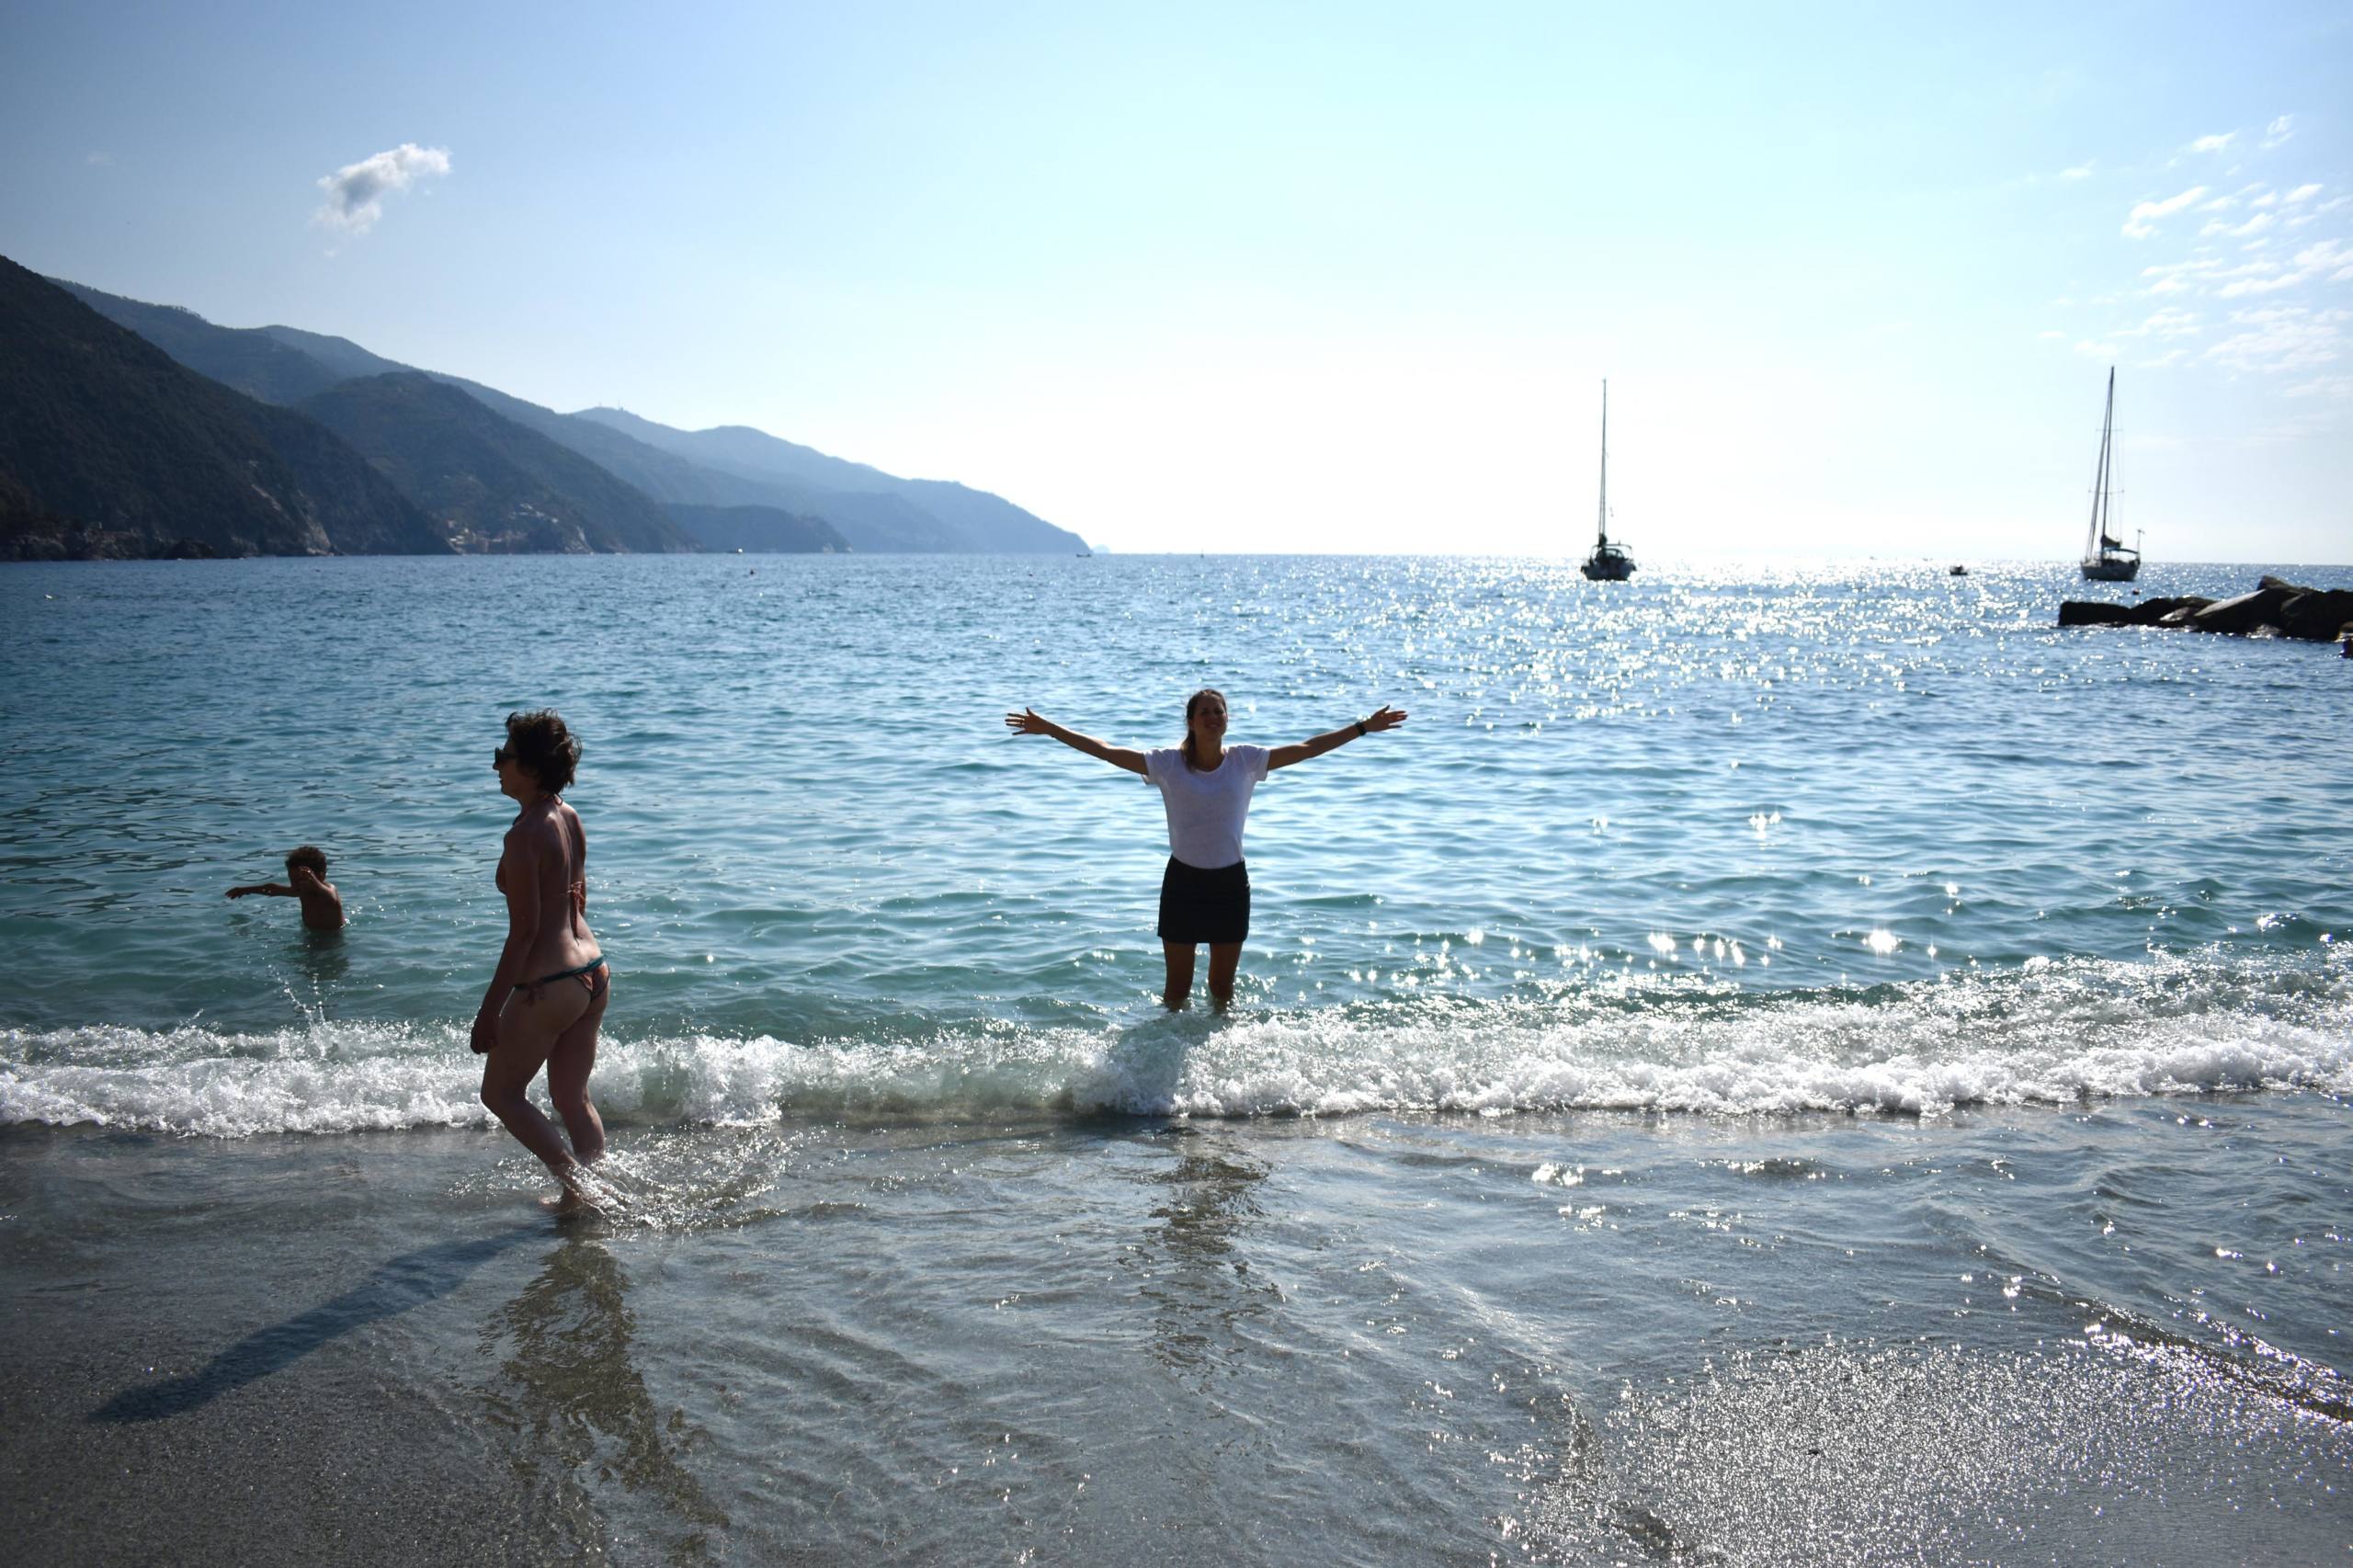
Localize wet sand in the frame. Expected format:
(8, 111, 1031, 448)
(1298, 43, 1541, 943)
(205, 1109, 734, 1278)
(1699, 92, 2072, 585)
(4, 1102, 2347, 1566)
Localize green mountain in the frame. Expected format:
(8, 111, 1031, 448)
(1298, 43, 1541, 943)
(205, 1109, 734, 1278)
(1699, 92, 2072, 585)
(573, 406, 1086, 553)
(663, 503, 850, 553)
(297, 373, 698, 554)
(50, 278, 348, 405)
(1, 257, 448, 560)
(49, 273, 1091, 554)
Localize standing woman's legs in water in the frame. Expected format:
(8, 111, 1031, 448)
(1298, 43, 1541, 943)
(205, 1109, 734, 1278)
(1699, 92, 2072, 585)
(1162, 940, 1245, 1010)
(482, 981, 600, 1192)
(543, 982, 609, 1164)
(1207, 942, 1244, 1008)
(1162, 942, 1198, 1010)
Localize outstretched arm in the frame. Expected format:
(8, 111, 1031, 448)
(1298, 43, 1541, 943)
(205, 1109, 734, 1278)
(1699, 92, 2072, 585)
(226, 882, 294, 899)
(1267, 705, 1409, 771)
(1004, 708, 1148, 777)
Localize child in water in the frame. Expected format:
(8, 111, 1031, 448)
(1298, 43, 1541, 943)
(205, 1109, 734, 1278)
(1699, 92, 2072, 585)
(226, 845, 346, 931)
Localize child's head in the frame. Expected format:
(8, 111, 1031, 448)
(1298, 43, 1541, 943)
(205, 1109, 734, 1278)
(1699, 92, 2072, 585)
(286, 845, 329, 880)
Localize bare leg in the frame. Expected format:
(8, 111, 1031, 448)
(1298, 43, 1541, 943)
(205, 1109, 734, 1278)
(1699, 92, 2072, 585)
(1207, 942, 1244, 1011)
(483, 982, 594, 1192)
(1162, 941, 1199, 1011)
(545, 978, 609, 1165)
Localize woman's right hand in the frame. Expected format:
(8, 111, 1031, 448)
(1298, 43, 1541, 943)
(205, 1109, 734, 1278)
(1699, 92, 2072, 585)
(470, 1009, 497, 1055)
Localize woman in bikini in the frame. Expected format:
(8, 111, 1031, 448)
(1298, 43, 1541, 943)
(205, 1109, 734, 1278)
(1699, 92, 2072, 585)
(473, 709, 609, 1206)
(1005, 688, 1407, 1010)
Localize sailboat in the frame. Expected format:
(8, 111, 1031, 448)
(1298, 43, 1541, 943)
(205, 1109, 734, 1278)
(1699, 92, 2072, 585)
(2079, 366, 2141, 582)
(1579, 379, 1636, 581)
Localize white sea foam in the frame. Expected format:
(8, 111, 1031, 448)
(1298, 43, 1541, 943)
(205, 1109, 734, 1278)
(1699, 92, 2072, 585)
(5, 952, 2347, 1136)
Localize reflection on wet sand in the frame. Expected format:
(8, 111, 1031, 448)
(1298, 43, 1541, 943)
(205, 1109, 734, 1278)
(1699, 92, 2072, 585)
(480, 1236, 728, 1560)
(1126, 1129, 1279, 1382)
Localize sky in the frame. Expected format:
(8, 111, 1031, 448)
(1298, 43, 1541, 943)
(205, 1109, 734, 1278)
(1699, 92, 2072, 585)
(3, 2, 2347, 561)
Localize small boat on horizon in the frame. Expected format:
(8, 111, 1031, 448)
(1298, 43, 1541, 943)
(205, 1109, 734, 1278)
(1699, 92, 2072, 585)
(1579, 379, 1636, 581)
(2079, 366, 2142, 582)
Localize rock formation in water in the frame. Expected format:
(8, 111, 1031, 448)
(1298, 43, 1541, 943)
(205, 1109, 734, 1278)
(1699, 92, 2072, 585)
(2059, 576, 2353, 649)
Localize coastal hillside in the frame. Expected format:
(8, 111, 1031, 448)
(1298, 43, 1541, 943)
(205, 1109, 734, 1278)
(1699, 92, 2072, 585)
(51, 278, 348, 405)
(575, 406, 1086, 553)
(54, 276, 1092, 555)
(0, 258, 447, 560)
(298, 373, 698, 554)
(663, 503, 850, 553)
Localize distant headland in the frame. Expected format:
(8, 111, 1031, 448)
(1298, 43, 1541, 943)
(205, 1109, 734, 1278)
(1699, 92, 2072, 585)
(0, 256, 1090, 562)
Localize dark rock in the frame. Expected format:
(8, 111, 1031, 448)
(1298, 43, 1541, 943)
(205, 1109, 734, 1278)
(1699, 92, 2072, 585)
(2279, 587, 2353, 642)
(2059, 576, 2350, 652)
(2192, 586, 2291, 634)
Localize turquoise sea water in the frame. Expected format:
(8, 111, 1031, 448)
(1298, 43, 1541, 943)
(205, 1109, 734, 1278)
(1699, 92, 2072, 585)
(3, 554, 2348, 1564)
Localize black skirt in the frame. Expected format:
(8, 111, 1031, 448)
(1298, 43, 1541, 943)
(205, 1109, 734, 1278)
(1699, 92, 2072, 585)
(1156, 856, 1250, 945)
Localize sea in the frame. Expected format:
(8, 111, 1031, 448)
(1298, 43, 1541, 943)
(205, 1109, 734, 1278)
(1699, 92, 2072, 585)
(2, 552, 2347, 1566)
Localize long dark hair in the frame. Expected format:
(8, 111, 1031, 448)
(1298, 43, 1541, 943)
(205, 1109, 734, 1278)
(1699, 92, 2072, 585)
(1179, 687, 1226, 769)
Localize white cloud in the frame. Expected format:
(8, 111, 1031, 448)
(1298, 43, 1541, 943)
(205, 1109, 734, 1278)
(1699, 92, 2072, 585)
(2119, 308, 2202, 339)
(313, 142, 451, 233)
(85, 150, 112, 166)
(2203, 304, 2348, 373)
(2318, 195, 2351, 214)
(2201, 211, 2276, 239)
(2261, 115, 2295, 149)
(2216, 238, 2353, 298)
(2073, 339, 2120, 359)
(2122, 186, 2209, 239)
(2039, 329, 2067, 340)
(2282, 183, 2323, 204)
(2059, 162, 2095, 180)
(2187, 132, 2238, 153)
(2284, 374, 2352, 400)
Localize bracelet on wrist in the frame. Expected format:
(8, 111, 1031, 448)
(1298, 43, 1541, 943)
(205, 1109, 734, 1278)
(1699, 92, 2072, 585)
(1355, 720, 1368, 737)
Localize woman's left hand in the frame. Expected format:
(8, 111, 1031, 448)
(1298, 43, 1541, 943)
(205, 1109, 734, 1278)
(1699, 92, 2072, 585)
(1364, 705, 1409, 733)
(470, 1009, 497, 1055)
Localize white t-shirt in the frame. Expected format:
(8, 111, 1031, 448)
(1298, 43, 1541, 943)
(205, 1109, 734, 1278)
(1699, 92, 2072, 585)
(1143, 744, 1270, 869)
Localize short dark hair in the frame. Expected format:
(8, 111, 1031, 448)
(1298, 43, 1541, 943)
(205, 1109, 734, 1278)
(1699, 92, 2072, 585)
(504, 709, 580, 794)
(286, 845, 328, 877)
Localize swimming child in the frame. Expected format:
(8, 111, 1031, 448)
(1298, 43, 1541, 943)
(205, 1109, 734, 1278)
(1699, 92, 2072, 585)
(225, 845, 347, 932)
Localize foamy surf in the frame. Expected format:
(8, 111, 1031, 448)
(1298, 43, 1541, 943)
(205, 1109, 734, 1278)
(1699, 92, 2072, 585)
(4, 949, 2346, 1137)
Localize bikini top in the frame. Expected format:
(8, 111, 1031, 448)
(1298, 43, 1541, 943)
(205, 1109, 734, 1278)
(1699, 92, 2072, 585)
(496, 801, 589, 935)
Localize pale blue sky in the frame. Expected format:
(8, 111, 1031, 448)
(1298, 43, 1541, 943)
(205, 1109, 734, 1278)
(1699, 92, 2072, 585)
(4, 3, 2347, 560)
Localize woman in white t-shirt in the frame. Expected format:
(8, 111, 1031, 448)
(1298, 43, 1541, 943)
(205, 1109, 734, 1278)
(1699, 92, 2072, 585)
(1004, 688, 1407, 1009)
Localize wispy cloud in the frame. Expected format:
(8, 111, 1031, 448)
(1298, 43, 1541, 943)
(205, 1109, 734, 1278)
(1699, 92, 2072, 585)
(2284, 374, 2352, 400)
(2122, 186, 2209, 239)
(2186, 131, 2238, 153)
(2216, 238, 2353, 298)
(2059, 162, 2096, 181)
(313, 142, 451, 234)
(2261, 115, 2295, 150)
(85, 150, 112, 166)
(2118, 308, 2202, 339)
(2203, 304, 2347, 373)
(2202, 211, 2276, 240)
(2282, 183, 2323, 204)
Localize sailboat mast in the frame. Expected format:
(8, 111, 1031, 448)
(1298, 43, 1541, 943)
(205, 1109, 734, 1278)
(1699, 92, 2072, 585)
(2086, 366, 2114, 559)
(1597, 380, 1609, 546)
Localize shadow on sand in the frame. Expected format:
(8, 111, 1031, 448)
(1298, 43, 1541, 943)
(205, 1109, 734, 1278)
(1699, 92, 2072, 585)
(92, 1228, 539, 1423)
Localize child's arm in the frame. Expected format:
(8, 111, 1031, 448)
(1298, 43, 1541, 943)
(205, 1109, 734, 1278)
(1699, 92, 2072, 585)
(226, 882, 295, 899)
(290, 867, 346, 923)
